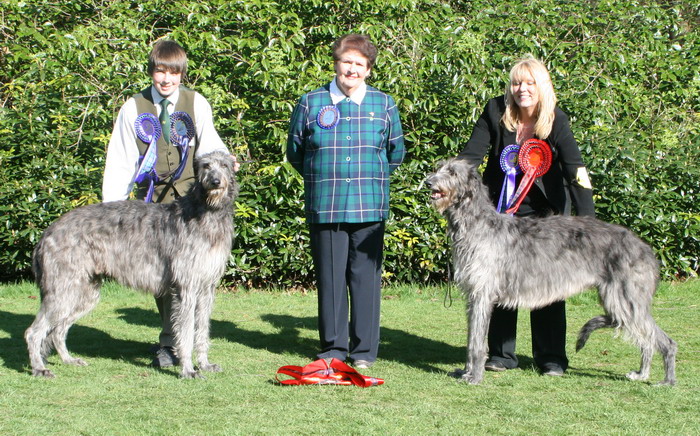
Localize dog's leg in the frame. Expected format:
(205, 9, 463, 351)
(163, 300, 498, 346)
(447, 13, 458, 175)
(600, 281, 656, 383)
(627, 345, 652, 382)
(172, 289, 201, 379)
(655, 326, 677, 386)
(51, 321, 88, 367)
(462, 292, 494, 385)
(194, 286, 221, 373)
(25, 311, 55, 378)
(51, 284, 99, 367)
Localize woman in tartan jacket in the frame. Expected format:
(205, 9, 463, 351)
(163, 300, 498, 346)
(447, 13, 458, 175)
(286, 34, 405, 369)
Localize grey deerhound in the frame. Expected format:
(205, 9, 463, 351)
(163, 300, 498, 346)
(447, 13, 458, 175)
(26, 150, 238, 379)
(426, 158, 676, 385)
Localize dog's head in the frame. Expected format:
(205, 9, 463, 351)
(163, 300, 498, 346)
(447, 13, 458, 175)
(425, 158, 484, 214)
(194, 150, 239, 209)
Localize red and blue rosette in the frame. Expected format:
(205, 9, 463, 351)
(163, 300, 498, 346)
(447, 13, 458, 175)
(316, 105, 340, 129)
(169, 111, 196, 181)
(134, 113, 162, 202)
(505, 138, 552, 215)
(497, 144, 521, 213)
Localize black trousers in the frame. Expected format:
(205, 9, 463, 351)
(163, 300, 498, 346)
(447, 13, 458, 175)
(487, 205, 568, 371)
(487, 301, 568, 371)
(309, 221, 384, 363)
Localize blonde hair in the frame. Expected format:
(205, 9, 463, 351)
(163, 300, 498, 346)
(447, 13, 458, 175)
(501, 56, 556, 139)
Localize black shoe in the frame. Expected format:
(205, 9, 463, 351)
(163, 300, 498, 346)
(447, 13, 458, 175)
(484, 360, 507, 372)
(151, 346, 179, 368)
(541, 363, 564, 376)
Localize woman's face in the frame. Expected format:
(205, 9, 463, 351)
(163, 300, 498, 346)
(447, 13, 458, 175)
(511, 73, 539, 112)
(334, 49, 371, 96)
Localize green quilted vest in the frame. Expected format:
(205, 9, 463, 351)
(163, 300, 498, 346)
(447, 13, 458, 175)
(133, 85, 199, 203)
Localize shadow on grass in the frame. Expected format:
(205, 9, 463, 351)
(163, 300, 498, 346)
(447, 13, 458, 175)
(567, 365, 634, 383)
(1, 309, 630, 382)
(0, 310, 149, 376)
(115, 308, 466, 373)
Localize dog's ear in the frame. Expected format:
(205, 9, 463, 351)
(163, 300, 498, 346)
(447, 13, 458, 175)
(454, 161, 481, 206)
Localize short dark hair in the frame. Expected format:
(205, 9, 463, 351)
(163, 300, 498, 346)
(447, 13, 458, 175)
(331, 34, 377, 68)
(147, 40, 188, 77)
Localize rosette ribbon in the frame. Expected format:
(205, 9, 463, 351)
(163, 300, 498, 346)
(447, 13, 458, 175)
(169, 111, 196, 181)
(276, 358, 384, 387)
(134, 113, 162, 202)
(505, 139, 552, 215)
(497, 144, 521, 213)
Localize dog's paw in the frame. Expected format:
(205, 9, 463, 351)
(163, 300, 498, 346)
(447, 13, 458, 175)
(199, 363, 222, 373)
(626, 370, 649, 381)
(32, 369, 56, 378)
(461, 373, 483, 385)
(64, 357, 88, 367)
(180, 370, 206, 380)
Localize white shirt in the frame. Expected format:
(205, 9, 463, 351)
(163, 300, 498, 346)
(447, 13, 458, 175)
(102, 86, 228, 201)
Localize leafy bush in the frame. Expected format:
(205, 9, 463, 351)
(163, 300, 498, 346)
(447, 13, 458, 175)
(1, 0, 698, 285)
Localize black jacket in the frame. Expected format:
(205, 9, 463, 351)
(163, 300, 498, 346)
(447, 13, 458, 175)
(458, 96, 595, 217)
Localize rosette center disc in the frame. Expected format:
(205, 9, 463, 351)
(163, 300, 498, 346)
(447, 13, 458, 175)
(519, 139, 552, 177)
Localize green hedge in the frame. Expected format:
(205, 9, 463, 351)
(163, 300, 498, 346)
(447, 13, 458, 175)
(1, 0, 698, 286)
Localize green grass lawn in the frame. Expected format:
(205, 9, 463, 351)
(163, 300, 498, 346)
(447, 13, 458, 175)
(1, 280, 698, 436)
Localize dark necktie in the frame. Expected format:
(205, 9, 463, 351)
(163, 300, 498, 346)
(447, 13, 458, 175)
(159, 98, 171, 143)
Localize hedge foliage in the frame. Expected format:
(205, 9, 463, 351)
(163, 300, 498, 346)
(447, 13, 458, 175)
(1, 0, 698, 286)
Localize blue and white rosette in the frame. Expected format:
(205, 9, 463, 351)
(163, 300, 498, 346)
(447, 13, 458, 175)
(316, 105, 340, 129)
(134, 113, 162, 202)
(169, 111, 195, 181)
(497, 144, 521, 213)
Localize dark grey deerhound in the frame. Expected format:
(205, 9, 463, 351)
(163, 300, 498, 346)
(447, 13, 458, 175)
(26, 150, 238, 379)
(426, 158, 676, 385)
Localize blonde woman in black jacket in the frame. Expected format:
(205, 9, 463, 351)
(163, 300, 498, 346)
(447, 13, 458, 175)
(458, 56, 595, 376)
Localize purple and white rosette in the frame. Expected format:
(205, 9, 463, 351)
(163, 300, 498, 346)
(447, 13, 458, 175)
(169, 111, 195, 181)
(316, 105, 340, 129)
(134, 113, 162, 202)
(497, 144, 521, 213)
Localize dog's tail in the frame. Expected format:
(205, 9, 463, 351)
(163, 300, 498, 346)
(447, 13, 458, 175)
(576, 315, 614, 352)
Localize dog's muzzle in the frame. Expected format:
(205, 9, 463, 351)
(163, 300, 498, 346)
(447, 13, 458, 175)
(426, 179, 446, 201)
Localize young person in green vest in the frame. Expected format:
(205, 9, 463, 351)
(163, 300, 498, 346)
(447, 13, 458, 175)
(287, 34, 406, 369)
(102, 39, 237, 367)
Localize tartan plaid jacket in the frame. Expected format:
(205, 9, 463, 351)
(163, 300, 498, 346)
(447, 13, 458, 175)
(287, 83, 405, 224)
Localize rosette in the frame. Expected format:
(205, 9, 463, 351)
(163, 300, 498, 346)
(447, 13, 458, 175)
(496, 144, 521, 213)
(134, 113, 162, 202)
(169, 111, 196, 181)
(505, 139, 552, 215)
(135, 113, 162, 144)
(316, 105, 340, 129)
(170, 111, 195, 147)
